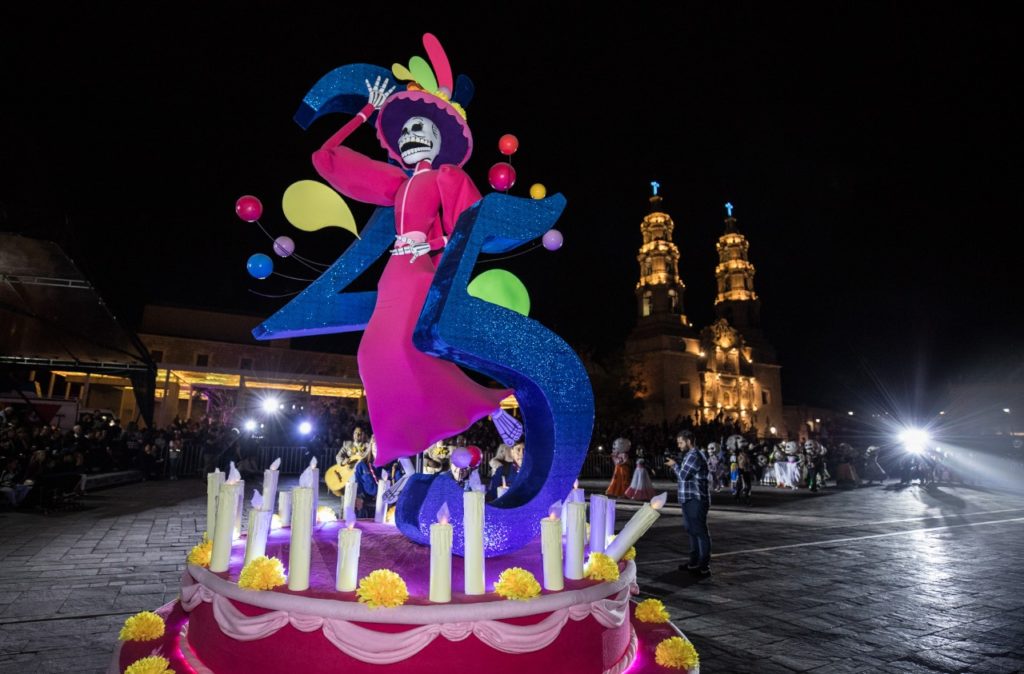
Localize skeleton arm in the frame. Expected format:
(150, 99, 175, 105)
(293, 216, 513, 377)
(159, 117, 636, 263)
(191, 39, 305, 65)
(319, 77, 396, 151)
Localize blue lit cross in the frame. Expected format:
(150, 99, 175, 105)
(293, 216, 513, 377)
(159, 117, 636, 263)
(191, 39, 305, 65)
(650, 181, 660, 196)
(725, 201, 734, 217)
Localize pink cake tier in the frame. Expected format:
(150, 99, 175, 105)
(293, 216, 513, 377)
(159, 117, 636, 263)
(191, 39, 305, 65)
(111, 521, 699, 674)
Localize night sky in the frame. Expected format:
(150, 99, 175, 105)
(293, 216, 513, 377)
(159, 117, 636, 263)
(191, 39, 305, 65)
(2, 4, 1020, 412)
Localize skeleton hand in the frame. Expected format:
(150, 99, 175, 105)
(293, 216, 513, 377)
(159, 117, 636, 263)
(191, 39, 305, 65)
(391, 236, 431, 261)
(365, 76, 396, 110)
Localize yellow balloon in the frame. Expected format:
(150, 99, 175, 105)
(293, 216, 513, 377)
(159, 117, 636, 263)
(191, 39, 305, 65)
(529, 183, 547, 200)
(282, 180, 359, 238)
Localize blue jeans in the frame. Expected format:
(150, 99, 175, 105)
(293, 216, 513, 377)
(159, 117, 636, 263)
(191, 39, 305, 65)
(681, 498, 711, 569)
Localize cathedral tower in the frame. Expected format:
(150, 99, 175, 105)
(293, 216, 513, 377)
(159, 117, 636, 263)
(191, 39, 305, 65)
(632, 183, 692, 339)
(713, 203, 776, 363)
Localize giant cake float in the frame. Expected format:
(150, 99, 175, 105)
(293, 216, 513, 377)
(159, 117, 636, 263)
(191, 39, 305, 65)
(109, 33, 700, 674)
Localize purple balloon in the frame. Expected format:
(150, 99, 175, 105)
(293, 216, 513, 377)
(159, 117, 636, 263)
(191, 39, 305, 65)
(542, 229, 563, 251)
(450, 446, 472, 469)
(273, 236, 295, 257)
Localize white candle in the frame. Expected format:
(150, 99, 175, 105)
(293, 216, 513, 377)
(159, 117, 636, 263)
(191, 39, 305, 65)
(243, 508, 273, 566)
(374, 479, 388, 524)
(463, 490, 485, 595)
(288, 486, 313, 590)
(541, 502, 564, 591)
(206, 470, 224, 537)
(335, 522, 361, 592)
(209, 481, 240, 573)
(429, 504, 453, 603)
(565, 501, 586, 579)
(233, 480, 246, 539)
(589, 494, 608, 554)
(605, 498, 617, 542)
(278, 491, 292, 526)
(342, 476, 357, 523)
(309, 459, 320, 529)
(262, 458, 281, 518)
(605, 492, 667, 562)
(571, 479, 586, 502)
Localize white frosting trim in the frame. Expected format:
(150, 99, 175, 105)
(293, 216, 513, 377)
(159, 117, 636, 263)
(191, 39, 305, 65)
(181, 563, 638, 663)
(185, 561, 636, 624)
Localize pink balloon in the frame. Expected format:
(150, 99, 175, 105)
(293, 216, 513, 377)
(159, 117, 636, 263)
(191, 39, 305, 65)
(451, 446, 472, 469)
(542, 229, 563, 251)
(466, 445, 482, 468)
(488, 162, 517, 191)
(235, 195, 263, 222)
(273, 236, 295, 257)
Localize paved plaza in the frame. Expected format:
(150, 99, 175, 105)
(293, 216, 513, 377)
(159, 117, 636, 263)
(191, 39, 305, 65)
(1, 477, 1023, 673)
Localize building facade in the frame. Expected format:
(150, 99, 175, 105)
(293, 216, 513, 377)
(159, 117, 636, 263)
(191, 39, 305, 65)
(625, 192, 784, 436)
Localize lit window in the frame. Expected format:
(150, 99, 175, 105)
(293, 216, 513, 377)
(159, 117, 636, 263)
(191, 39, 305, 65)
(642, 291, 652, 317)
(761, 389, 771, 405)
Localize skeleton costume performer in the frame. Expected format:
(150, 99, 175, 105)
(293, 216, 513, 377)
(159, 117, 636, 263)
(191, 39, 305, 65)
(312, 35, 519, 466)
(605, 437, 632, 497)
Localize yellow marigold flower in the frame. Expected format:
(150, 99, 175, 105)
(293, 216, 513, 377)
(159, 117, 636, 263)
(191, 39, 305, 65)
(634, 598, 670, 623)
(494, 567, 541, 601)
(118, 610, 165, 641)
(124, 655, 174, 674)
(238, 556, 287, 591)
(585, 552, 620, 582)
(187, 537, 213, 568)
(655, 636, 699, 670)
(357, 569, 409, 609)
(623, 546, 637, 561)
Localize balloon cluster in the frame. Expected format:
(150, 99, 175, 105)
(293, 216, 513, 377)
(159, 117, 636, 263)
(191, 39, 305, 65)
(487, 135, 562, 252)
(450, 445, 483, 469)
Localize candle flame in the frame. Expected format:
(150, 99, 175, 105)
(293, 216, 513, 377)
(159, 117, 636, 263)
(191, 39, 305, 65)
(549, 500, 562, 519)
(251, 489, 263, 509)
(574, 479, 579, 489)
(270, 458, 281, 470)
(501, 476, 507, 488)
(651, 492, 668, 510)
(437, 502, 451, 525)
(228, 462, 241, 483)
(213, 467, 222, 475)
(309, 457, 318, 469)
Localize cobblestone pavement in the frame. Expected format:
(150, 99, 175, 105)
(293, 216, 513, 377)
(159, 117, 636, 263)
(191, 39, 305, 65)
(2, 478, 1023, 673)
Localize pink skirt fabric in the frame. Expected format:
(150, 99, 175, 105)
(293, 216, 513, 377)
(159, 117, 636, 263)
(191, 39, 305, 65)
(358, 253, 510, 466)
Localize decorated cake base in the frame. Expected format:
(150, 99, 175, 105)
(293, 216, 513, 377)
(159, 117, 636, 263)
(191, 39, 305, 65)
(109, 522, 698, 673)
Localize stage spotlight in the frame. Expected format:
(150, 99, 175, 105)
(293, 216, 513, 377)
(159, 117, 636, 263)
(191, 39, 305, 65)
(261, 397, 279, 413)
(298, 421, 313, 435)
(243, 419, 257, 432)
(898, 428, 930, 454)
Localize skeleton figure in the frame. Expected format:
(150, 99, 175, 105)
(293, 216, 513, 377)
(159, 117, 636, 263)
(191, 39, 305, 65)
(311, 60, 522, 467)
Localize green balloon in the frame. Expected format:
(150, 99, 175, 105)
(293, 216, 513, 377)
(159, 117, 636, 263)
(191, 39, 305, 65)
(467, 269, 530, 316)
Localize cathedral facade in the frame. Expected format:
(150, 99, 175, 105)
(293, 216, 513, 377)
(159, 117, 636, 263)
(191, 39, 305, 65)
(625, 192, 783, 436)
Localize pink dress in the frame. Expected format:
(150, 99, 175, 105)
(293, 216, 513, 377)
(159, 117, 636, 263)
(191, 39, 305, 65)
(313, 106, 510, 466)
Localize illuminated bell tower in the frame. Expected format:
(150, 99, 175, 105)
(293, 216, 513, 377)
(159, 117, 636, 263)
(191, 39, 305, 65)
(626, 183, 703, 426)
(633, 182, 691, 336)
(713, 202, 776, 363)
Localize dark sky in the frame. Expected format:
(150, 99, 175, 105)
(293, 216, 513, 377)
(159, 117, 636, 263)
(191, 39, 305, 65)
(2, 4, 1020, 411)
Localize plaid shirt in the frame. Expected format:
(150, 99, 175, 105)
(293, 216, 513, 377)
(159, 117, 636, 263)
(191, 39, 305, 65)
(672, 447, 710, 503)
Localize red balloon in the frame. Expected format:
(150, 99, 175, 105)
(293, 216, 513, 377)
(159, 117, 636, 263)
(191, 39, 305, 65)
(466, 445, 483, 468)
(498, 134, 519, 155)
(488, 162, 517, 191)
(235, 195, 263, 222)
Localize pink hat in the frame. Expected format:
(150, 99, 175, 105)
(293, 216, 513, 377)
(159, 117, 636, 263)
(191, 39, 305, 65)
(376, 33, 473, 168)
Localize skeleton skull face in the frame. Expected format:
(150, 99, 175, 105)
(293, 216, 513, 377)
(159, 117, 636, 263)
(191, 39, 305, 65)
(398, 116, 441, 165)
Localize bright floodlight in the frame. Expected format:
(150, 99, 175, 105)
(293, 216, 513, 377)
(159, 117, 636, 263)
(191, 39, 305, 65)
(898, 428, 930, 454)
(261, 397, 279, 413)
(298, 421, 313, 435)
(243, 419, 257, 432)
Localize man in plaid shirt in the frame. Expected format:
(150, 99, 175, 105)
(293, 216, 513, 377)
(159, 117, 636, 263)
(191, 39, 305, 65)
(666, 430, 712, 576)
